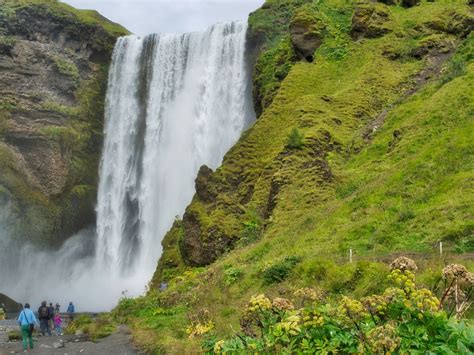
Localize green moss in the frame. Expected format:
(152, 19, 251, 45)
(41, 101, 79, 117)
(0, 110, 9, 136)
(53, 56, 79, 81)
(1, 0, 129, 37)
(253, 36, 297, 114)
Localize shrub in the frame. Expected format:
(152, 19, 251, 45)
(239, 219, 261, 246)
(65, 314, 93, 335)
(285, 128, 305, 150)
(223, 266, 243, 286)
(205, 265, 474, 353)
(262, 256, 302, 284)
(8, 330, 21, 341)
(66, 314, 117, 341)
(53, 56, 80, 81)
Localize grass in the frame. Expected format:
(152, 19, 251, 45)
(118, 0, 474, 352)
(0, 0, 129, 37)
(53, 56, 80, 81)
(66, 314, 117, 342)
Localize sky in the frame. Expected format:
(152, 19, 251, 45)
(62, 0, 265, 35)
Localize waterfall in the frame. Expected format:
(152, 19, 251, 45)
(0, 22, 254, 311)
(97, 21, 254, 278)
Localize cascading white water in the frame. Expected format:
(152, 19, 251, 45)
(96, 21, 254, 280)
(0, 22, 254, 311)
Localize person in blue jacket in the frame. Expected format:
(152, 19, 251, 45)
(67, 301, 75, 321)
(17, 303, 38, 351)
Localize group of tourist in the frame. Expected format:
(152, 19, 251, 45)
(16, 301, 75, 352)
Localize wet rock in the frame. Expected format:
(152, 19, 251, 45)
(289, 10, 325, 62)
(351, 4, 392, 40)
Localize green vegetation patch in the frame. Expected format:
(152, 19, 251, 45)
(66, 314, 117, 342)
(53, 56, 80, 81)
(207, 264, 473, 353)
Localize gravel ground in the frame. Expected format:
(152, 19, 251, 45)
(0, 320, 139, 355)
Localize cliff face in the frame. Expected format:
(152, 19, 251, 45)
(0, 0, 128, 246)
(152, 0, 473, 285)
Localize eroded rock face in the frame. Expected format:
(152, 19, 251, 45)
(289, 11, 325, 62)
(195, 165, 217, 203)
(180, 209, 236, 266)
(351, 4, 392, 40)
(0, 2, 128, 245)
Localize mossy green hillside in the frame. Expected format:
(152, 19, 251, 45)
(0, 0, 128, 38)
(162, 0, 472, 272)
(120, 0, 474, 352)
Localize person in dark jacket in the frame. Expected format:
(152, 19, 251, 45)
(37, 301, 51, 336)
(48, 303, 55, 330)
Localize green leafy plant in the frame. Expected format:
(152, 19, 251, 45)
(206, 264, 474, 354)
(223, 266, 243, 286)
(285, 128, 305, 150)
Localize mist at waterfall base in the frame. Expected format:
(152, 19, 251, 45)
(0, 22, 254, 311)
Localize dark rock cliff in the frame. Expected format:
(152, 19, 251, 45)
(0, 0, 128, 246)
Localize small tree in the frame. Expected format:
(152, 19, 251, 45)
(285, 127, 305, 150)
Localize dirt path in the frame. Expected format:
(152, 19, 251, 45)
(0, 322, 139, 355)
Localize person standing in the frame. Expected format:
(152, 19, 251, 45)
(67, 301, 75, 322)
(17, 303, 38, 351)
(54, 302, 60, 313)
(54, 312, 63, 336)
(48, 303, 55, 331)
(37, 301, 51, 336)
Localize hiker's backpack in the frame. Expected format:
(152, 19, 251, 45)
(39, 306, 49, 318)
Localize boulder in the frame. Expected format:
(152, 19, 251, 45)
(290, 10, 326, 62)
(351, 4, 392, 40)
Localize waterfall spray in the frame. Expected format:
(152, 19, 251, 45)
(0, 22, 254, 311)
